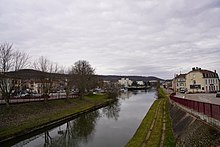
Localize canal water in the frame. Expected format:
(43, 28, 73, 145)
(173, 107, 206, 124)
(12, 90, 156, 147)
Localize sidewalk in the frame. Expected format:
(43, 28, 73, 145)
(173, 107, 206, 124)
(175, 93, 220, 105)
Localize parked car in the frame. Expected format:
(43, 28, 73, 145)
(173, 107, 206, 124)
(216, 91, 220, 98)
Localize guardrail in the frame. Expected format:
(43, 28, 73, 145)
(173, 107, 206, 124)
(170, 94, 220, 121)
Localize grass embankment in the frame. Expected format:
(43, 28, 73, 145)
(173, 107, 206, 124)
(126, 88, 175, 147)
(0, 94, 112, 141)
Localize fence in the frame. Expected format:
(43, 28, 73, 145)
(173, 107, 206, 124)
(170, 94, 220, 121)
(0, 94, 79, 105)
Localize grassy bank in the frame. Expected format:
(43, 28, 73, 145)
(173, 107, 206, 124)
(126, 88, 175, 147)
(0, 94, 112, 141)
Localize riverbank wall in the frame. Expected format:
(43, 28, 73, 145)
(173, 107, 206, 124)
(169, 102, 220, 146)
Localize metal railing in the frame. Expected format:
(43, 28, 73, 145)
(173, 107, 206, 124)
(170, 94, 220, 121)
(0, 94, 78, 105)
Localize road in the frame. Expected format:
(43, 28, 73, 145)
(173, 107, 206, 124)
(175, 93, 220, 105)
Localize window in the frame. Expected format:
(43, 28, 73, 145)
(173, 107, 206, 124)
(190, 84, 201, 89)
(205, 79, 207, 85)
(193, 80, 196, 84)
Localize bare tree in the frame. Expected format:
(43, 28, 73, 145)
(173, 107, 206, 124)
(58, 65, 67, 74)
(33, 56, 59, 73)
(0, 43, 16, 106)
(0, 43, 14, 72)
(49, 62, 59, 73)
(70, 60, 95, 99)
(33, 56, 60, 101)
(33, 56, 50, 72)
(0, 43, 29, 106)
(14, 50, 30, 71)
(64, 76, 73, 99)
(102, 81, 119, 99)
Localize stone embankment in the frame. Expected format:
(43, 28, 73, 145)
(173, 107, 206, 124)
(169, 102, 220, 146)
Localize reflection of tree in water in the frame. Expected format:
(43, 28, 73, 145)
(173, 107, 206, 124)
(44, 131, 53, 147)
(132, 90, 149, 95)
(132, 90, 138, 95)
(119, 92, 132, 100)
(71, 110, 100, 144)
(44, 110, 100, 147)
(102, 100, 121, 121)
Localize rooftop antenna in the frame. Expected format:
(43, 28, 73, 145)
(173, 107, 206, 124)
(180, 68, 183, 74)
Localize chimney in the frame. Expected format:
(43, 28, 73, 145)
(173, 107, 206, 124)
(214, 70, 216, 73)
(174, 74, 178, 78)
(192, 67, 195, 71)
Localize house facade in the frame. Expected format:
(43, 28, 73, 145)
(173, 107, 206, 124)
(137, 81, 144, 86)
(172, 74, 186, 92)
(163, 80, 172, 89)
(185, 67, 219, 93)
(118, 78, 133, 87)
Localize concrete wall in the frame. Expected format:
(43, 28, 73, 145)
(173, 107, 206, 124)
(169, 103, 220, 146)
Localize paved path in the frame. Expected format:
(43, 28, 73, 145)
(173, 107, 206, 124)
(175, 93, 220, 105)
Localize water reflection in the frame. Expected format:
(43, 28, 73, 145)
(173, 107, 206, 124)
(120, 92, 133, 100)
(44, 111, 100, 147)
(102, 100, 121, 121)
(12, 90, 155, 147)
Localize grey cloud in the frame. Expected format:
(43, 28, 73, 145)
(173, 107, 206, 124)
(0, 0, 220, 79)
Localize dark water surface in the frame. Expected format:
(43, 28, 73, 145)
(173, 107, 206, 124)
(12, 90, 156, 147)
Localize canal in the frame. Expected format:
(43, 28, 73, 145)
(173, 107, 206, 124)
(12, 90, 156, 147)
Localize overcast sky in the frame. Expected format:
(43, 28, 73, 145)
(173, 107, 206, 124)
(0, 0, 220, 79)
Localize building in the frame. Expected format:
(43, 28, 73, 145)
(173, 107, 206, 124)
(118, 78, 133, 87)
(186, 67, 219, 93)
(137, 81, 144, 86)
(163, 79, 172, 89)
(172, 74, 186, 92)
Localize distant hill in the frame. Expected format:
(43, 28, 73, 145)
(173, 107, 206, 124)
(5, 69, 164, 82)
(6, 69, 67, 79)
(97, 75, 164, 82)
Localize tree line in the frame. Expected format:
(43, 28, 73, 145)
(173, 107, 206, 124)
(0, 43, 100, 106)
